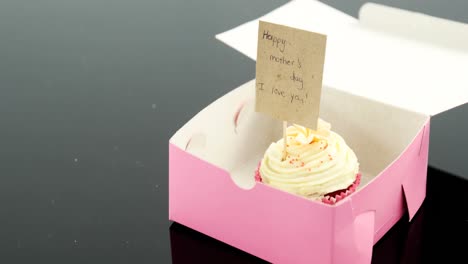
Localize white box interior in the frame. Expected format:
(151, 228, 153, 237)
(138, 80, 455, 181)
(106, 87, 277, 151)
(170, 80, 428, 190)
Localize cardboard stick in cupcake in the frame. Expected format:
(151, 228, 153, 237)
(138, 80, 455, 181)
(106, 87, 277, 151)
(255, 21, 327, 161)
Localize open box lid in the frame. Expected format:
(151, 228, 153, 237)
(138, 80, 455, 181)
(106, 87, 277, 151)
(215, 0, 468, 116)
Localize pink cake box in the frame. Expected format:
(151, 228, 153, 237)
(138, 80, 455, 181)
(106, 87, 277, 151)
(169, 1, 468, 263)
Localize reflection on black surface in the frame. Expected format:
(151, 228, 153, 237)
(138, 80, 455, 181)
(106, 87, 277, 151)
(422, 166, 468, 262)
(170, 223, 266, 264)
(169, 167, 468, 264)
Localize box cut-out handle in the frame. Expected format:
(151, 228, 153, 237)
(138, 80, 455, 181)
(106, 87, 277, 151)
(185, 133, 207, 153)
(234, 101, 247, 134)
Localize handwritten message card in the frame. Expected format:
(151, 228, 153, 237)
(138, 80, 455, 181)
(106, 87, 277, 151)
(255, 21, 327, 129)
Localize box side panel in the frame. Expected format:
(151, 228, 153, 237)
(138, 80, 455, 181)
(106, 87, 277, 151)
(349, 119, 429, 243)
(169, 143, 334, 264)
(333, 203, 376, 264)
(402, 120, 430, 220)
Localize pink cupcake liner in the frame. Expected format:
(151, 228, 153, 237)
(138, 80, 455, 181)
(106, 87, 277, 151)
(254, 161, 263, 182)
(321, 173, 361, 205)
(255, 162, 361, 205)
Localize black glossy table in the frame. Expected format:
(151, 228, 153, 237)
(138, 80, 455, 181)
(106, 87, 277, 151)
(1, 1, 467, 263)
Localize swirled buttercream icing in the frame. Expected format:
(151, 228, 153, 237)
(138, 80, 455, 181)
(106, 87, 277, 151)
(258, 119, 359, 200)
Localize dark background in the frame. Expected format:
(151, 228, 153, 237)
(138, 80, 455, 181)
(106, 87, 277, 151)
(1, 0, 467, 263)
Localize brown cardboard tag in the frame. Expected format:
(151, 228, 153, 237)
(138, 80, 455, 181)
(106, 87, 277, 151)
(255, 21, 327, 129)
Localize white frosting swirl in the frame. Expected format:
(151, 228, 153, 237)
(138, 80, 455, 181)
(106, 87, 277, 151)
(259, 120, 359, 200)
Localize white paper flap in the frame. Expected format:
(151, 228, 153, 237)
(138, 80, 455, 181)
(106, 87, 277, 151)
(215, 0, 468, 116)
(215, 0, 357, 61)
(359, 3, 468, 53)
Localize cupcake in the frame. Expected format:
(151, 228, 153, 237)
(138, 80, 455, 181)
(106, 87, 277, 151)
(255, 119, 361, 204)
